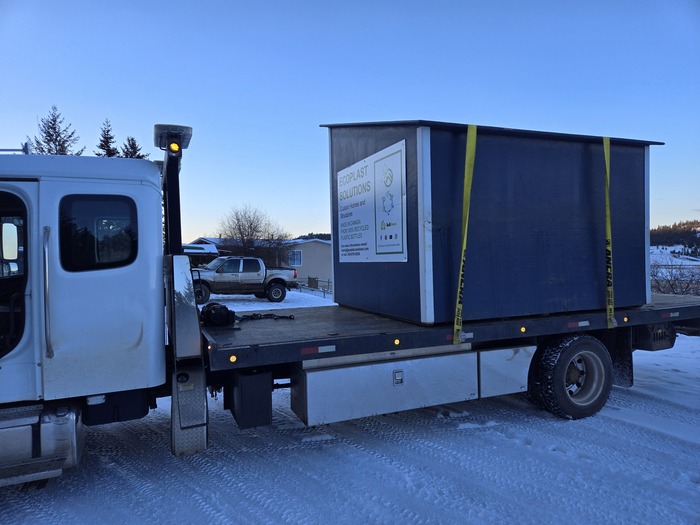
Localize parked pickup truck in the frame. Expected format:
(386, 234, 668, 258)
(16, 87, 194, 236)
(193, 256, 297, 304)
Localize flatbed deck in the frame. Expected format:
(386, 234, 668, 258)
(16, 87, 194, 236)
(203, 294, 700, 371)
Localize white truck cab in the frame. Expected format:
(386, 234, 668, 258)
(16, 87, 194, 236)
(0, 125, 205, 486)
(0, 155, 165, 402)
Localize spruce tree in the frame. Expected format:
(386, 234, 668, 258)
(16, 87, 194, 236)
(120, 136, 150, 159)
(27, 105, 85, 155)
(95, 119, 119, 157)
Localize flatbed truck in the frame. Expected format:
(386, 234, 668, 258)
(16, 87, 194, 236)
(203, 295, 700, 428)
(1, 124, 699, 488)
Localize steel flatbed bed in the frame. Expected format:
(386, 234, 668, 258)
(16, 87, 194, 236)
(203, 294, 700, 372)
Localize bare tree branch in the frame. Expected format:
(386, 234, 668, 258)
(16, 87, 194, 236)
(650, 254, 700, 296)
(218, 204, 291, 265)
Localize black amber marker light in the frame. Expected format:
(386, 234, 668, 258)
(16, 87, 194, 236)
(168, 140, 181, 156)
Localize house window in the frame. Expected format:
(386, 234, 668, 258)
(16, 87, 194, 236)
(60, 195, 137, 272)
(289, 250, 302, 267)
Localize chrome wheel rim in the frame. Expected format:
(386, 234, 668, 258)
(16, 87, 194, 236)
(564, 350, 605, 406)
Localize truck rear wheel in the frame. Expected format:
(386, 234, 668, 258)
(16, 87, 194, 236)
(266, 282, 286, 302)
(532, 335, 612, 419)
(194, 282, 210, 304)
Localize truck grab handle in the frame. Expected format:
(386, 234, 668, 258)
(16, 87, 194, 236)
(43, 226, 54, 358)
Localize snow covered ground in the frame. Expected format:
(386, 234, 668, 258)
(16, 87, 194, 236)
(651, 246, 700, 265)
(2, 290, 699, 524)
(210, 287, 338, 312)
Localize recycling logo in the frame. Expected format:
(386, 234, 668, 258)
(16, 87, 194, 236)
(382, 190, 394, 215)
(382, 165, 393, 187)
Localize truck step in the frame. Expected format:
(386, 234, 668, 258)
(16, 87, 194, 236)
(0, 404, 84, 488)
(0, 454, 67, 488)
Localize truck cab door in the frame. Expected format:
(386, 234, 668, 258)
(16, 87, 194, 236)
(239, 258, 264, 292)
(38, 175, 165, 400)
(214, 258, 241, 293)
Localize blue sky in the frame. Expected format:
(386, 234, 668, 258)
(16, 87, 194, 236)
(1, 1, 698, 241)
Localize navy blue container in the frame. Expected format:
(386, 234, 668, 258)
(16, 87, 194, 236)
(325, 121, 659, 325)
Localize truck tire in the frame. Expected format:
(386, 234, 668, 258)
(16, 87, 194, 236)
(194, 282, 210, 304)
(532, 335, 612, 420)
(266, 282, 286, 302)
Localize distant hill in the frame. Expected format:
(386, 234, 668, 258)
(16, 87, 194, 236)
(650, 220, 700, 251)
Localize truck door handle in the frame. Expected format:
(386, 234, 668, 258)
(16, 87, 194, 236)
(43, 226, 54, 358)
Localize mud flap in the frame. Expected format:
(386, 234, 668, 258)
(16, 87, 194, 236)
(166, 254, 208, 457)
(171, 361, 208, 457)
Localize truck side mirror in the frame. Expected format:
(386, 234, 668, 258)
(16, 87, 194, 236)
(2, 223, 18, 261)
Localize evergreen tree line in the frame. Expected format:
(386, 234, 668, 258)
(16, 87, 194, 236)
(295, 233, 331, 241)
(650, 220, 700, 249)
(25, 105, 149, 159)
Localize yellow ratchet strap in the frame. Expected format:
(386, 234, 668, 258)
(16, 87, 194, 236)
(603, 137, 617, 329)
(453, 124, 477, 344)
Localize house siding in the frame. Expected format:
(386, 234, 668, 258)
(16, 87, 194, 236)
(288, 240, 332, 285)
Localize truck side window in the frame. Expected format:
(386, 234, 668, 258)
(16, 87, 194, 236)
(241, 259, 261, 273)
(60, 195, 137, 272)
(219, 259, 240, 273)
